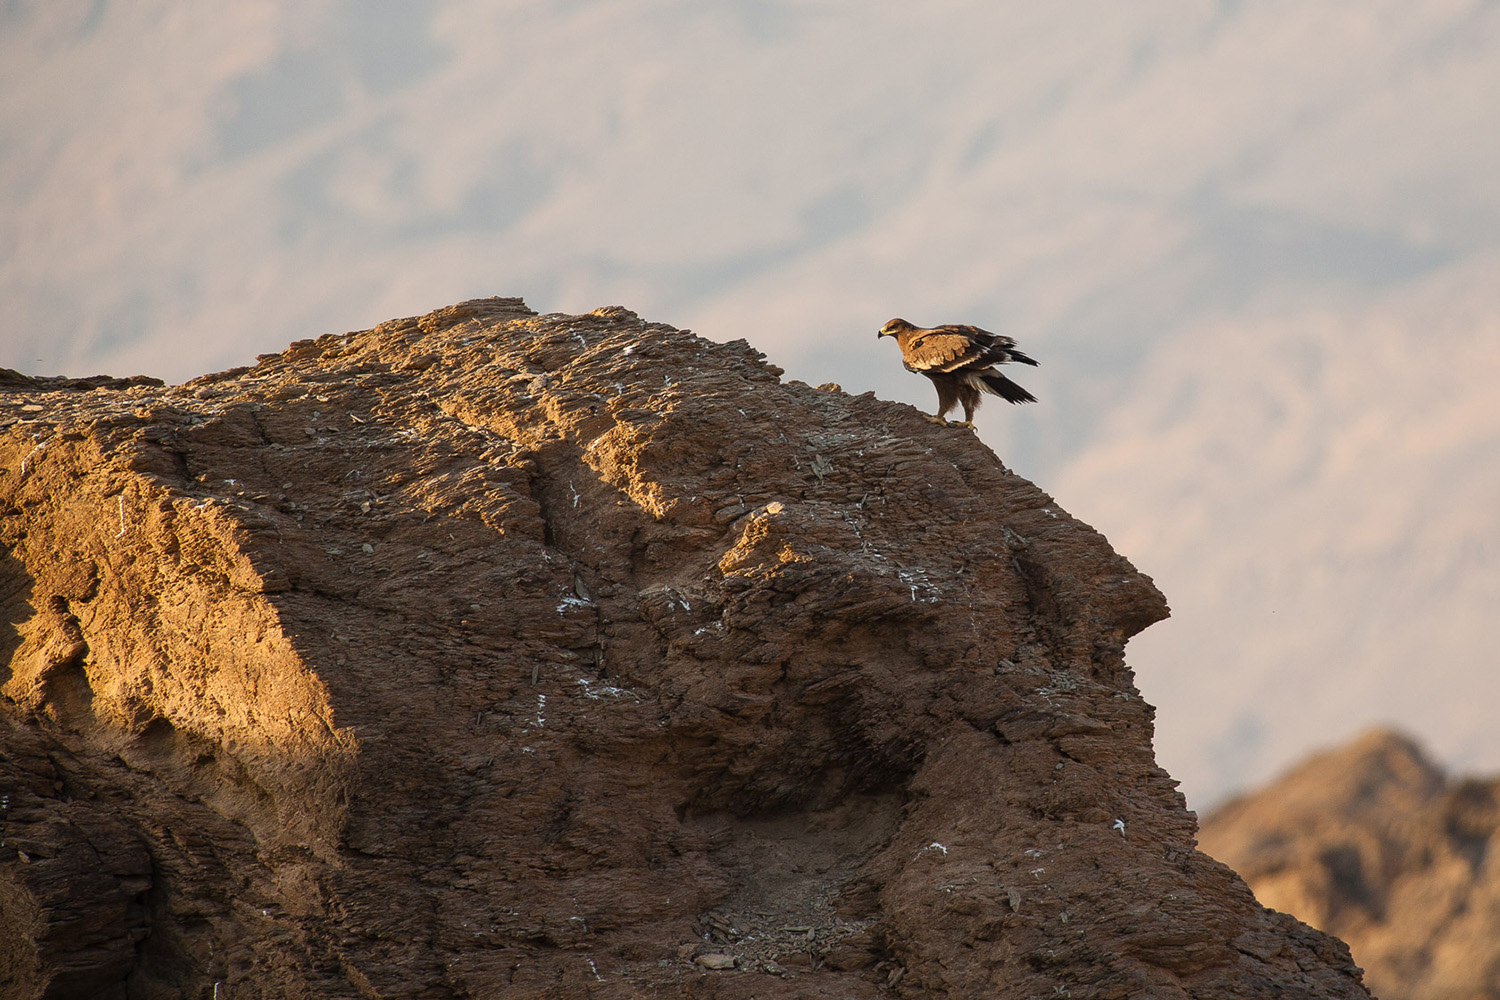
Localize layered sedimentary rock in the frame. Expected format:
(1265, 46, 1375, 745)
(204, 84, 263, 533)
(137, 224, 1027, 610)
(1, 298, 1368, 998)
(1201, 729, 1500, 1000)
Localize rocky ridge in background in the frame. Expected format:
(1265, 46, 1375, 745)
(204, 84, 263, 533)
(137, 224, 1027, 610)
(1, 298, 1368, 998)
(1201, 729, 1500, 1000)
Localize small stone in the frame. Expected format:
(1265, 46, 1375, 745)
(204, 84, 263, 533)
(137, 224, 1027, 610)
(694, 953, 735, 970)
(400, 353, 439, 371)
(823, 946, 878, 971)
(713, 503, 750, 524)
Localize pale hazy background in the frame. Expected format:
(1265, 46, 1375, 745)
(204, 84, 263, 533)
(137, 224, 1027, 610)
(4, 1, 1498, 810)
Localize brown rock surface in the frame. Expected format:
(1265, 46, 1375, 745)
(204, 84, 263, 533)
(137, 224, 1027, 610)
(1200, 729, 1500, 1000)
(0, 297, 1369, 998)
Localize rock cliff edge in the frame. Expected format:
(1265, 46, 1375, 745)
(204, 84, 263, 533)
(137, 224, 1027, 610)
(1, 299, 1367, 998)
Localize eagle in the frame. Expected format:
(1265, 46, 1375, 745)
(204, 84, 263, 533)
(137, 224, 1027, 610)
(877, 318, 1039, 426)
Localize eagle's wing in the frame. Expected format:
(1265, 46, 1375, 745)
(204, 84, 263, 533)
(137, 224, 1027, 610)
(902, 330, 988, 374)
(926, 325, 1037, 370)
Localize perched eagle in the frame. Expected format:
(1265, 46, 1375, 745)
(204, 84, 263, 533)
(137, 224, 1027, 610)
(877, 318, 1039, 426)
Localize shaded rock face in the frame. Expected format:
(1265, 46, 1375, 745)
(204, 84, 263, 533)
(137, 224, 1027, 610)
(0, 297, 1367, 998)
(1200, 729, 1500, 1000)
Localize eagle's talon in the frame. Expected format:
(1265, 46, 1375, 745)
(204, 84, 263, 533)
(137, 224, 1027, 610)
(923, 415, 949, 426)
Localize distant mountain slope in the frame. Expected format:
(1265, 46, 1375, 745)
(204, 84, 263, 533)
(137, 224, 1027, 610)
(1200, 729, 1500, 1000)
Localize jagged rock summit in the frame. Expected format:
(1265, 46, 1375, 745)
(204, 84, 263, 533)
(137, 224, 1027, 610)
(1, 298, 1367, 998)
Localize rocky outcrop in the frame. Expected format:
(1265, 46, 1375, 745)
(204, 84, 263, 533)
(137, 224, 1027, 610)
(1, 298, 1368, 998)
(1200, 729, 1500, 1000)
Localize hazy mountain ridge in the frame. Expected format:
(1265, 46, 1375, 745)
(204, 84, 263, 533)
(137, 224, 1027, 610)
(1201, 729, 1500, 1000)
(1059, 254, 1500, 797)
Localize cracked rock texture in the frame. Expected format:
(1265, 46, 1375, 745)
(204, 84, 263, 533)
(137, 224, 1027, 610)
(1, 298, 1368, 998)
(1201, 729, 1500, 1000)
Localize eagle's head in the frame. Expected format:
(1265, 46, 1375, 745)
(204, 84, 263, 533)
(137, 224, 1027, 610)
(878, 318, 915, 339)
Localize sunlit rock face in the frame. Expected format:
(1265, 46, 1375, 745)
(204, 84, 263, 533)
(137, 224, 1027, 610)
(0, 298, 1368, 998)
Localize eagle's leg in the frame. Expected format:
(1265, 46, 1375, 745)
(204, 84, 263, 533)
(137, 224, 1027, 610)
(929, 377, 960, 426)
(952, 383, 979, 427)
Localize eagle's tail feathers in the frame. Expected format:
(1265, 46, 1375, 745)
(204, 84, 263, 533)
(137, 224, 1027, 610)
(975, 371, 1037, 404)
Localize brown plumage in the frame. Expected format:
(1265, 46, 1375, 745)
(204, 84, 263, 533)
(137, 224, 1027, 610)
(877, 318, 1039, 426)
